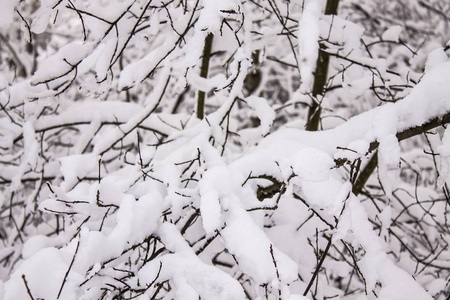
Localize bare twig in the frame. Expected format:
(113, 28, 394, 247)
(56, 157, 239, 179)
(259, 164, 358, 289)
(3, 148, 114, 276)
(21, 275, 35, 300)
(57, 238, 80, 298)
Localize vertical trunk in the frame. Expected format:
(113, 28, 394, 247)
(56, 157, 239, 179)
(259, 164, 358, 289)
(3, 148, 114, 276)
(305, 0, 339, 131)
(197, 33, 214, 120)
(352, 153, 378, 196)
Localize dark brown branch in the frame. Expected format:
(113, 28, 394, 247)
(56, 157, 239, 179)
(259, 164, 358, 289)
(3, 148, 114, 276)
(21, 275, 35, 300)
(305, 0, 339, 131)
(353, 112, 450, 196)
(197, 33, 214, 120)
(325, 0, 340, 15)
(352, 153, 378, 196)
(396, 113, 450, 143)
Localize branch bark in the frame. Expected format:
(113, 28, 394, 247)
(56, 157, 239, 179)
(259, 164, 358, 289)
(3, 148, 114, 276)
(305, 0, 339, 131)
(352, 111, 450, 195)
(197, 33, 214, 120)
(305, 110, 450, 297)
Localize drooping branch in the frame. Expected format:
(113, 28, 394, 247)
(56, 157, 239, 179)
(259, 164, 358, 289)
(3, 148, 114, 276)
(95, 74, 171, 156)
(352, 111, 450, 195)
(304, 109, 450, 296)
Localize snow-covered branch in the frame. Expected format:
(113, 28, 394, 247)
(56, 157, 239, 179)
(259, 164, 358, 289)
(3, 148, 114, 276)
(0, 0, 450, 299)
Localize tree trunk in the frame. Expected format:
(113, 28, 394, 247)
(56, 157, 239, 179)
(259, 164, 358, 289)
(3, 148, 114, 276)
(197, 33, 214, 120)
(305, 0, 339, 131)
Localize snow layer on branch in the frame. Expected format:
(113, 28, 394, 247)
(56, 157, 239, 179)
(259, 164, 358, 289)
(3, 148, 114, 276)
(382, 25, 402, 42)
(4, 245, 75, 300)
(260, 56, 450, 158)
(372, 103, 400, 195)
(197, 0, 239, 33)
(343, 196, 432, 300)
(320, 15, 365, 58)
(118, 39, 177, 90)
(292, 147, 333, 182)
(198, 166, 230, 233)
(139, 223, 245, 300)
(31, 100, 183, 140)
(221, 201, 298, 285)
(7, 80, 49, 106)
(59, 154, 98, 190)
(425, 47, 448, 72)
(297, 0, 322, 91)
(320, 15, 366, 86)
(246, 96, 276, 136)
(9, 121, 40, 191)
(95, 70, 171, 155)
(397, 55, 450, 126)
(31, 42, 95, 85)
(94, 38, 117, 81)
(187, 71, 227, 93)
(179, 0, 240, 70)
(31, 5, 52, 34)
(5, 188, 164, 299)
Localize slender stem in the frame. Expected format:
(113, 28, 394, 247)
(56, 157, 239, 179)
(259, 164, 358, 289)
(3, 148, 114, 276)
(303, 236, 333, 296)
(57, 238, 80, 299)
(22, 275, 35, 300)
(197, 33, 214, 120)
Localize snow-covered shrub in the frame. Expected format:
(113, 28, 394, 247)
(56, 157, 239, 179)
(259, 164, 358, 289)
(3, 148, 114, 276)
(0, 0, 449, 299)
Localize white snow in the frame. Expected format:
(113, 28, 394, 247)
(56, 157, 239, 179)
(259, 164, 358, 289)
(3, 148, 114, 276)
(382, 25, 403, 42)
(59, 154, 98, 190)
(139, 223, 246, 300)
(425, 47, 448, 72)
(246, 95, 276, 136)
(0, 0, 19, 30)
(297, 0, 322, 91)
(3, 247, 71, 300)
(221, 201, 298, 284)
(31, 42, 95, 85)
(198, 166, 228, 233)
(3, 2, 450, 300)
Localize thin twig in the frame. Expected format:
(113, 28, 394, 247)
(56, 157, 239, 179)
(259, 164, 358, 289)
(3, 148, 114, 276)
(303, 236, 332, 296)
(57, 238, 80, 299)
(22, 274, 35, 300)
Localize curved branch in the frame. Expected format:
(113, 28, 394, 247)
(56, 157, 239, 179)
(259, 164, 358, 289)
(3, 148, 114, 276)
(353, 111, 450, 196)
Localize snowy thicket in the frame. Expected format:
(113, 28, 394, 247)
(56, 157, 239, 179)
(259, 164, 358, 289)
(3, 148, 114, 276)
(0, 0, 450, 299)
